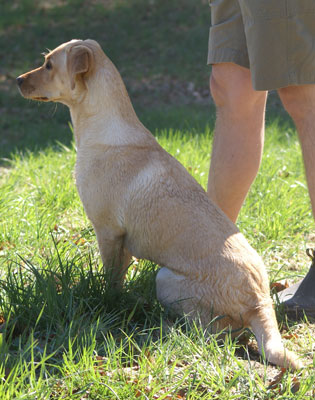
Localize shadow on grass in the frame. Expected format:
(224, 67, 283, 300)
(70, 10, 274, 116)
(0, 0, 296, 162)
(0, 236, 163, 375)
(0, 0, 211, 160)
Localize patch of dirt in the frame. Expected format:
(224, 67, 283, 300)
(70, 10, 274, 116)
(37, 0, 68, 10)
(0, 74, 13, 92)
(125, 75, 211, 107)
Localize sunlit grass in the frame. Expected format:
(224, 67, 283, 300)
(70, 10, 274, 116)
(0, 121, 314, 398)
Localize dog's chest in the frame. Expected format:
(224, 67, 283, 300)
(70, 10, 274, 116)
(74, 152, 117, 222)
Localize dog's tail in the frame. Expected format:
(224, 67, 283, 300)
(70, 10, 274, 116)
(249, 305, 302, 370)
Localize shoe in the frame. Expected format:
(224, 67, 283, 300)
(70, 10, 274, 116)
(278, 248, 315, 320)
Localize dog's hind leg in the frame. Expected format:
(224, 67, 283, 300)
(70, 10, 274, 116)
(156, 267, 215, 322)
(156, 267, 197, 317)
(156, 267, 237, 333)
(156, 267, 244, 334)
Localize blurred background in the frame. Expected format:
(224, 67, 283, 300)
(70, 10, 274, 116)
(0, 0, 216, 159)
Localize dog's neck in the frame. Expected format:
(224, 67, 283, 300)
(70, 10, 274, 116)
(70, 109, 148, 148)
(67, 59, 154, 149)
(69, 91, 150, 149)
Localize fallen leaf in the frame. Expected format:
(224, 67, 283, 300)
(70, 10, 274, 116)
(268, 368, 286, 390)
(270, 281, 289, 293)
(268, 368, 300, 395)
(291, 377, 300, 394)
(74, 237, 86, 246)
(282, 333, 299, 340)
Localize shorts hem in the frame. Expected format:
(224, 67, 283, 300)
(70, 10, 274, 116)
(254, 77, 315, 91)
(207, 48, 250, 70)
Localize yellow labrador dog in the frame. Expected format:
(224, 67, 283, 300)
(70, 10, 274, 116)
(17, 39, 301, 369)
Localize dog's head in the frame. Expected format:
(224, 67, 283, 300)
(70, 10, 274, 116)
(16, 39, 101, 105)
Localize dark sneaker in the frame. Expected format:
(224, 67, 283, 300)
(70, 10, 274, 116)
(278, 248, 315, 320)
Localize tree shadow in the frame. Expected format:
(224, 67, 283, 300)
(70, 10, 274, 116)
(1, 0, 295, 162)
(0, 0, 212, 160)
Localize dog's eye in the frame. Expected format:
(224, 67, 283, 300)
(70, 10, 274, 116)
(45, 60, 53, 70)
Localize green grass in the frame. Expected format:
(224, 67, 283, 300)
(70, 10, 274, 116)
(1, 124, 315, 398)
(1, 0, 315, 398)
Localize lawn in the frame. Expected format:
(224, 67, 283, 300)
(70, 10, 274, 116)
(1, 1, 315, 399)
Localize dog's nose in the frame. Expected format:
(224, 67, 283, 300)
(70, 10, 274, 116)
(16, 76, 24, 86)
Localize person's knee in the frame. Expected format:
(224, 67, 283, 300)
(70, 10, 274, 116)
(278, 85, 315, 123)
(210, 63, 266, 114)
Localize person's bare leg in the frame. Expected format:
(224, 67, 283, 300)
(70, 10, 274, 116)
(208, 63, 267, 223)
(279, 85, 315, 219)
(277, 85, 315, 318)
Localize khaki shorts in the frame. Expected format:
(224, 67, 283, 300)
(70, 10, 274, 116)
(207, 0, 315, 90)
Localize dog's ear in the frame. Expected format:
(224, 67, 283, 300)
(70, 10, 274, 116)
(67, 45, 94, 90)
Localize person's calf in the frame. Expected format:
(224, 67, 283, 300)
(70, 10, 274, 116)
(279, 85, 315, 219)
(208, 63, 267, 222)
